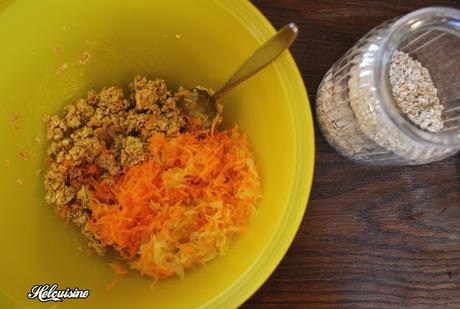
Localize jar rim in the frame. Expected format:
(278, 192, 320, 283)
(376, 6, 460, 147)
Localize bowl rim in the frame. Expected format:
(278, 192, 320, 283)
(205, 0, 315, 308)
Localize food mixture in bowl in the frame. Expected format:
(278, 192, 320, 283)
(43, 76, 261, 280)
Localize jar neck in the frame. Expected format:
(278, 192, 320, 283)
(375, 7, 460, 147)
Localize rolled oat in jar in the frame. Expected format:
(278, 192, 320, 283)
(316, 7, 460, 165)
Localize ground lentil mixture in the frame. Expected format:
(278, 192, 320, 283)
(43, 76, 188, 254)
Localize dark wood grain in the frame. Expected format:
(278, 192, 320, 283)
(245, 1, 460, 308)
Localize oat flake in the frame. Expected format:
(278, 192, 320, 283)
(390, 50, 443, 132)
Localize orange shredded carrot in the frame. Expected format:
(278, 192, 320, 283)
(87, 127, 261, 280)
(58, 205, 69, 219)
(101, 144, 108, 157)
(91, 180, 116, 204)
(86, 164, 100, 176)
(106, 278, 119, 290)
(70, 179, 79, 189)
(147, 117, 157, 126)
(110, 262, 128, 275)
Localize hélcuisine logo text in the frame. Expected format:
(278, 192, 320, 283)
(27, 284, 90, 302)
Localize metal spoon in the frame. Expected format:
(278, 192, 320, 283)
(178, 23, 298, 129)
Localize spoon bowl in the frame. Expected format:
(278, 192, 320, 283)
(179, 23, 298, 129)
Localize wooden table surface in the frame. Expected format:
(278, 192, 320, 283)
(245, 1, 460, 308)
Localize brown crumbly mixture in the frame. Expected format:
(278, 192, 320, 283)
(78, 51, 91, 65)
(19, 151, 31, 161)
(9, 113, 19, 125)
(57, 63, 69, 74)
(43, 76, 188, 254)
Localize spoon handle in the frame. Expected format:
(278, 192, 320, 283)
(213, 23, 298, 101)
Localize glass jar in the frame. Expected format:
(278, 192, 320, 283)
(316, 7, 460, 165)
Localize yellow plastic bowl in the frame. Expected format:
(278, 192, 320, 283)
(0, 0, 314, 308)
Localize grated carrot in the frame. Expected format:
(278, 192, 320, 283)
(110, 262, 129, 275)
(87, 127, 261, 280)
(106, 278, 119, 290)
